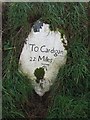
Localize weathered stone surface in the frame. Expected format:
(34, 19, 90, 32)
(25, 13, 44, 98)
(19, 21, 67, 96)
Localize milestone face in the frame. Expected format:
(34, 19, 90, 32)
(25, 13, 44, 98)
(19, 21, 67, 96)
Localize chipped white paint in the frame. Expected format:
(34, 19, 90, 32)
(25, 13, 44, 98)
(19, 21, 67, 96)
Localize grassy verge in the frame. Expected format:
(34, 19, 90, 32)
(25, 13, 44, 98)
(2, 2, 89, 119)
(47, 95, 88, 119)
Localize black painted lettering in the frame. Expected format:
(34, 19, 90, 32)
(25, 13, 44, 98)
(33, 57, 36, 61)
(34, 46, 39, 52)
(29, 44, 35, 51)
(46, 48, 50, 53)
(51, 48, 54, 53)
(38, 56, 45, 61)
(60, 51, 63, 55)
(54, 53, 58, 57)
(40, 45, 46, 52)
(30, 57, 32, 61)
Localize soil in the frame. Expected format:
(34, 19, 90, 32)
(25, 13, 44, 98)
(24, 90, 52, 119)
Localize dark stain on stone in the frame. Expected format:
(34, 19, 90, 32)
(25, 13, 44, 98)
(62, 39, 68, 50)
(33, 20, 43, 32)
(34, 67, 45, 83)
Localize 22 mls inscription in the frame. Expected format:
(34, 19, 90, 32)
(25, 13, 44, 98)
(30, 55, 52, 63)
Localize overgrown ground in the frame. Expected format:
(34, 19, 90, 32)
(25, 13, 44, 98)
(2, 2, 89, 119)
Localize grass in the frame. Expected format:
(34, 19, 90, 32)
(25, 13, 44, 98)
(47, 95, 88, 119)
(3, 41, 33, 118)
(2, 2, 89, 119)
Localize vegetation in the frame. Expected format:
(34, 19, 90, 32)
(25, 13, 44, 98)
(34, 67, 45, 83)
(2, 2, 89, 119)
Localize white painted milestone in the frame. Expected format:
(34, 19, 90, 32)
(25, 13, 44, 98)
(19, 20, 67, 96)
